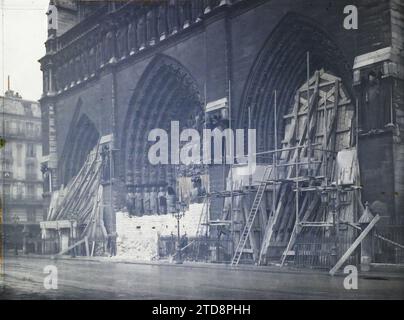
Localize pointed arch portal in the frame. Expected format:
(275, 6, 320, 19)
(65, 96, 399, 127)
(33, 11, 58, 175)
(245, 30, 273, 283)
(238, 13, 352, 158)
(60, 106, 100, 186)
(121, 55, 203, 196)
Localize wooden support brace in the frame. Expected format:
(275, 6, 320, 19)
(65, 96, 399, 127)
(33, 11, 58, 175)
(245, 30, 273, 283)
(84, 236, 90, 256)
(329, 214, 380, 276)
(53, 236, 88, 258)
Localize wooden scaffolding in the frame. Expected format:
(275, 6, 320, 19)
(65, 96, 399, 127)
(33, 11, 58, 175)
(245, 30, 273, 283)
(43, 140, 110, 256)
(222, 69, 362, 267)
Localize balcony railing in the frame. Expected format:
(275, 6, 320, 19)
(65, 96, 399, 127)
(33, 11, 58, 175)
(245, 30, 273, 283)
(3, 194, 43, 203)
(26, 173, 40, 180)
(0, 150, 13, 158)
(4, 130, 41, 139)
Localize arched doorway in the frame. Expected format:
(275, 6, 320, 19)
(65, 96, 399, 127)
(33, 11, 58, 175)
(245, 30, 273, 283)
(121, 55, 203, 215)
(60, 111, 100, 186)
(238, 13, 352, 159)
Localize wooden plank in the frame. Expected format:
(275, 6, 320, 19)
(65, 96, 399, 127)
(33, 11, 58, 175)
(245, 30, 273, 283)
(91, 241, 95, 257)
(259, 72, 321, 265)
(55, 142, 101, 220)
(54, 237, 87, 257)
(259, 194, 268, 231)
(84, 236, 90, 256)
(329, 214, 380, 276)
(280, 193, 320, 266)
(243, 199, 258, 261)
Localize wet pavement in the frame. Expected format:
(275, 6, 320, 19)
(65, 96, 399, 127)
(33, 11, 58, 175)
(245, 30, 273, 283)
(1, 256, 404, 299)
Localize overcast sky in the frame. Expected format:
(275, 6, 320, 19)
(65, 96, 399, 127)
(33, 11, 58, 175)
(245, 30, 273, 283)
(0, 0, 48, 101)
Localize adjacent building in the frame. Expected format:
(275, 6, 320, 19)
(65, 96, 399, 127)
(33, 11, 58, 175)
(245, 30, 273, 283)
(0, 90, 43, 253)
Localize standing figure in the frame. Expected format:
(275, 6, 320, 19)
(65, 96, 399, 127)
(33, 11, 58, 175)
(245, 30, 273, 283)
(126, 186, 135, 216)
(150, 186, 158, 214)
(134, 186, 144, 215)
(167, 186, 177, 214)
(143, 187, 151, 215)
(158, 186, 167, 215)
(108, 232, 117, 257)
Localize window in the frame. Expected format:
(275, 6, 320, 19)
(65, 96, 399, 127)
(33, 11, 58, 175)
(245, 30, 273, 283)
(27, 184, 35, 199)
(16, 144, 23, 166)
(18, 121, 25, 135)
(27, 163, 34, 172)
(2, 184, 11, 195)
(26, 143, 35, 157)
(5, 120, 16, 135)
(1, 159, 13, 172)
(27, 209, 36, 222)
(5, 143, 12, 152)
(26, 122, 34, 135)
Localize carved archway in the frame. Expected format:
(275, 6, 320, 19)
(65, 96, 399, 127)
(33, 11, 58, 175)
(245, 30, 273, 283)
(121, 54, 203, 194)
(60, 101, 100, 185)
(238, 12, 352, 160)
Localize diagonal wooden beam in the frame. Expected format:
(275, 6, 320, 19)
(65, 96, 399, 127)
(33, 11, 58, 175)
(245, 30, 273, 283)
(53, 236, 89, 258)
(329, 214, 380, 276)
(258, 73, 321, 265)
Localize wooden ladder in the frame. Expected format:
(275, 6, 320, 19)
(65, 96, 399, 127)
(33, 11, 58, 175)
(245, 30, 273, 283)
(231, 166, 272, 266)
(194, 197, 208, 260)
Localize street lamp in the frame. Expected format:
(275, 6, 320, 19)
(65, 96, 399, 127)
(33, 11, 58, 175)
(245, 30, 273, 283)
(68, 211, 77, 258)
(173, 201, 186, 264)
(12, 215, 20, 256)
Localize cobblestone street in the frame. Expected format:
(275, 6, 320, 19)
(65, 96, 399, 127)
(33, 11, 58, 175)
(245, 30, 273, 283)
(1, 256, 404, 299)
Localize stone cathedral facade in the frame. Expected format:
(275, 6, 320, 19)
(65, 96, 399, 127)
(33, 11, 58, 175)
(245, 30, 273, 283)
(39, 0, 404, 246)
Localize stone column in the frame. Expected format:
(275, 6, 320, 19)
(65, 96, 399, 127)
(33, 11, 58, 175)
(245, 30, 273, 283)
(181, 0, 192, 28)
(127, 21, 138, 55)
(137, 14, 146, 50)
(168, 0, 179, 35)
(134, 186, 144, 216)
(354, 48, 403, 228)
(158, 4, 168, 40)
(143, 187, 151, 215)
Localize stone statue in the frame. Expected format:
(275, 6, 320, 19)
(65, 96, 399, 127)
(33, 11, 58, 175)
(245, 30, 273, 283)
(137, 15, 146, 50)
(143, 187, 151, 215)
(116, 27, 127, 59)
(168, 0, 179, 34)
(134, 187, 144, 215)
(127, 22, 137, 54)
(150, 186, 158, 214)
(104, 31, 115, 63)
(362, 71, 390, 132)
(126, 186, 135, 216)
(147, 9, 156, 45)
(158, 5, 167, 40)
(167, 186, 177, 213)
